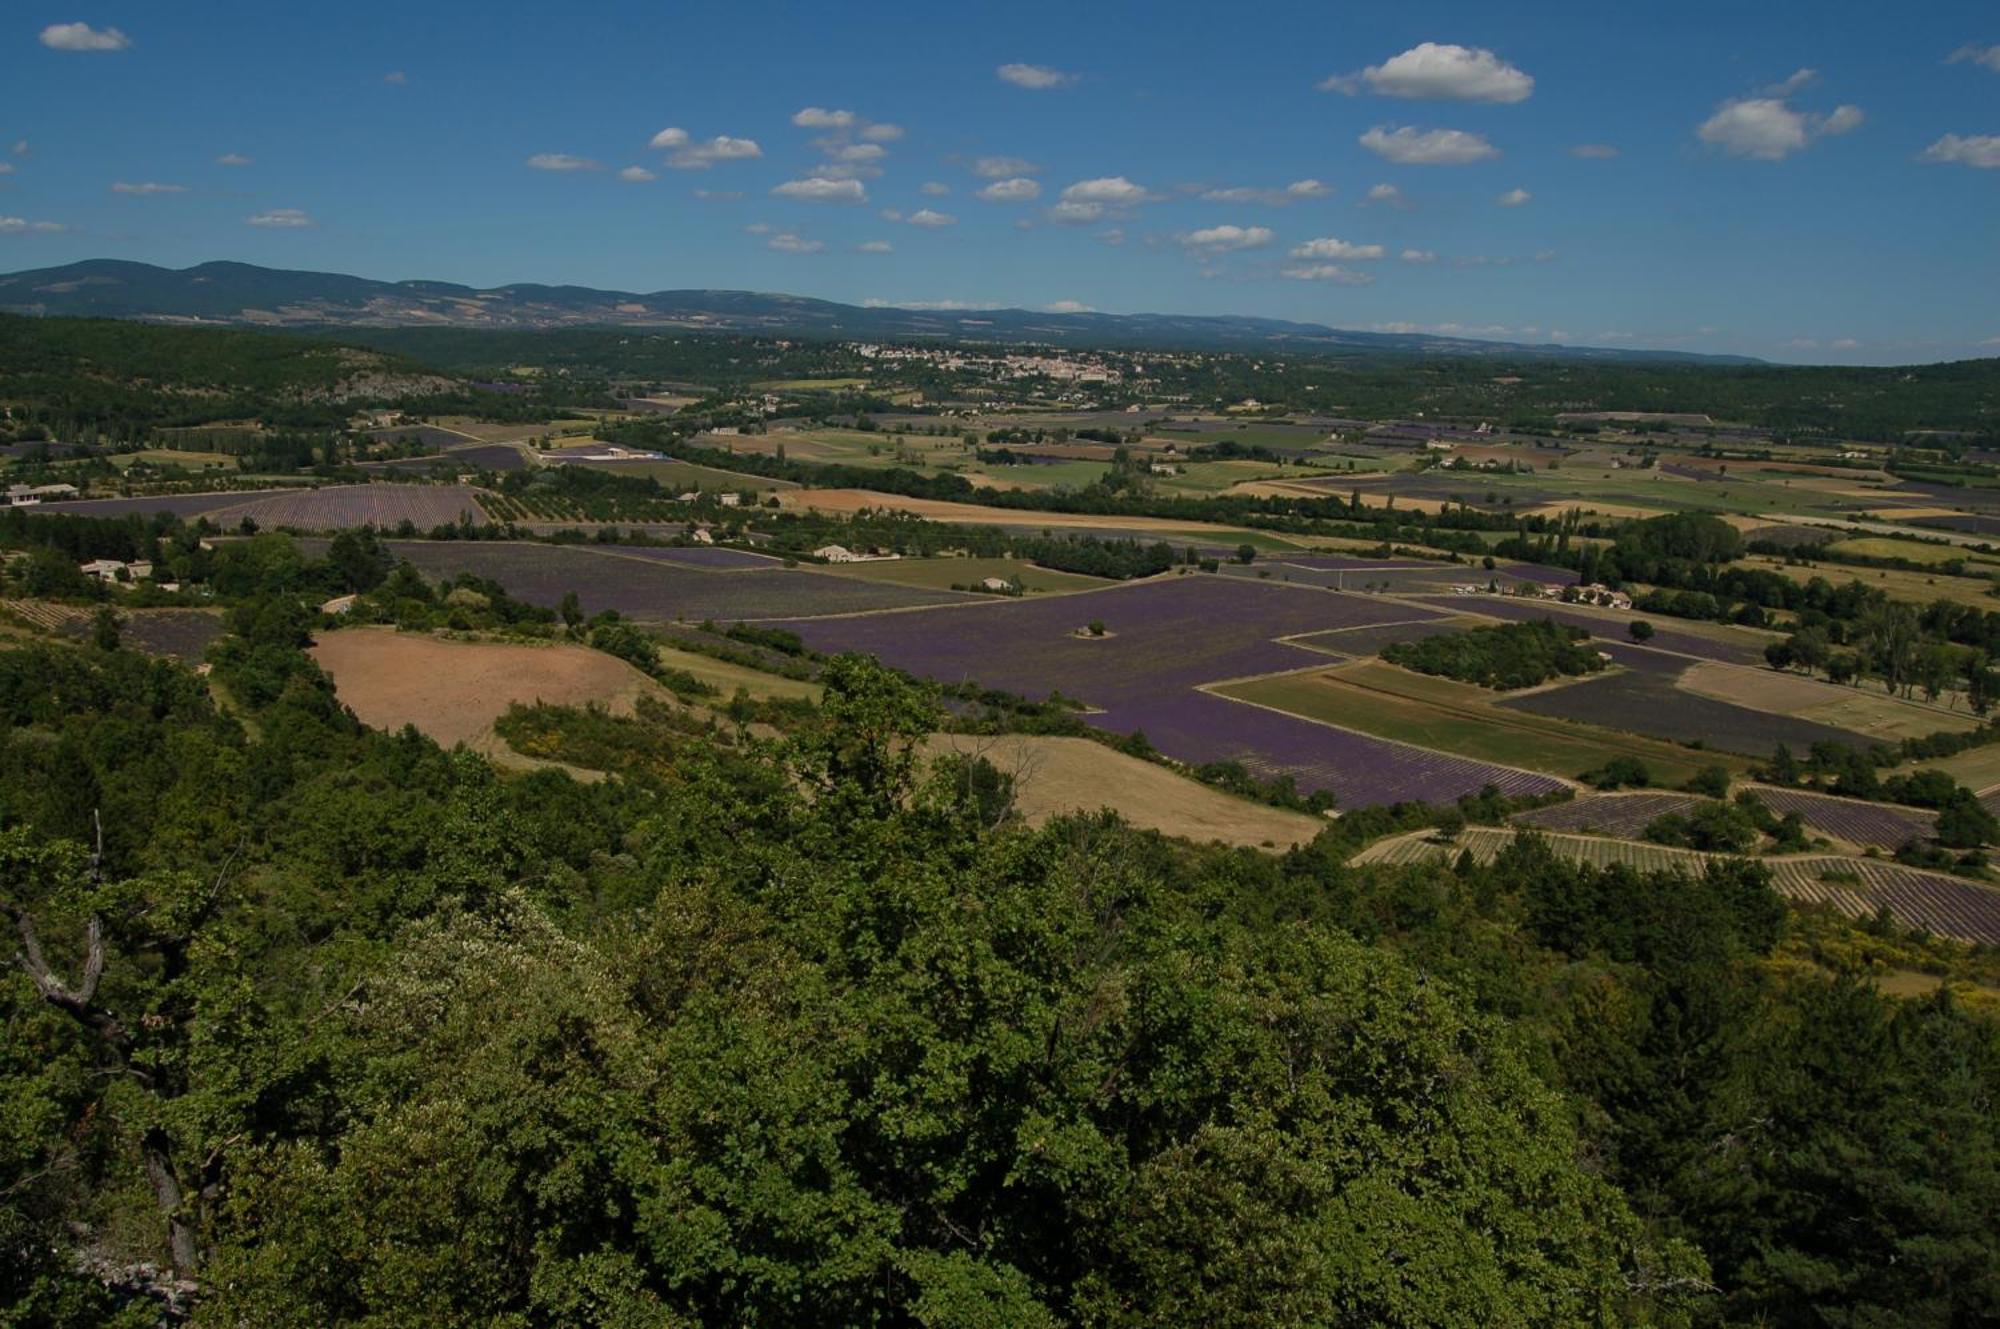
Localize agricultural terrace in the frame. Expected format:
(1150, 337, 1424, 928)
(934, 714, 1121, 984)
(1747, 786, 1937, 851)
(768, 575, 1565, 808)
(921, 734, 1326, 851)
(1353, 826, 2000, 945)
(1513, 792, 1709, 838)
(304, 539, 974, 620)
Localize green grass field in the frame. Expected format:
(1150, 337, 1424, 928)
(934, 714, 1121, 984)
(570, 459, 795, 491)
(818, 556, 1110, 595)
(750, 377, 873, 391)
(1218, 660, 1744, 787)
(111, 448, 238, 470)
(652, 643, 821, 702)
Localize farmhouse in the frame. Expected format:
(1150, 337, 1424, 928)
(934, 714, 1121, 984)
(4, 483, 80, 506)
(979, 576, 1014, 592)
(718, 493, 742, 508)
(79, 558, 152, 583)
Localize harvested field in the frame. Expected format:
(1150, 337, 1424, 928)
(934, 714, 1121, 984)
(1351, 826, 2000, 944)
(651, 643, 820, 702)
(1679, 661, 1976, 742)
(314, 539, 974, 620)
(1747, 786, 1935, 850)
(769, 577, 1562, 808)
(775, 488, 1274, 540)
(310, 627, 656, 748)
(1512, 792, 1708, 837)
(1501, 663, 1865, 756)
(922, 733, 1326, 850)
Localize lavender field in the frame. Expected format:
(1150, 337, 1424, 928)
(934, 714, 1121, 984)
(1750, 786, 1935, 850)
(1430, 594, 1774, 666)
(593, 545, 786, 570)
(770, 576, 1565, 807)
(44, 484, 489, 531)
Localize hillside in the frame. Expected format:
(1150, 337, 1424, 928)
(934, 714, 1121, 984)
(0, 258, 1761, 363)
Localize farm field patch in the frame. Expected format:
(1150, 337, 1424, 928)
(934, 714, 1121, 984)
(650, 642, 821, 702)
(1218, 660, 1732, 786)
(324, 539, 975, 620)
(767, 577, 1563, 807)
(1513, 792, 1708, 837)
(593, 545, 785, 570)
(818, 556, 1109, 595)
(1826, 537, 1970, 565)
(773, 488, 1292, 544)
(921, 733, 1326, 850)
(119, 608, 227, 661)
(1747, 786, 1934, 850)
(1429, 594, 1778, 666)
(111, 448, 238, 471)
(1739, 552, 1999, 606)
(311, 627, 657, 749)
(43, 484, 488, 531)
(1679, 661, 1978, 741)
(1500, 662, 1869, 756)
(563, 458, 796, 491)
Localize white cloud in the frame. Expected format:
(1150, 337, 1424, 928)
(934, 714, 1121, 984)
(1045, 201, 1103, 223)
(976, 176, 1041, 202)
(692, 188, 743, 201)
(860, 122, 904, 142)
(857, 240, 893, 253)
(527, 153, 600, 172)
(920, 181, 951, 196)
(1570, 143, 1618, 159)
(618, 165, 657, 182)
(1097, 227, 1126, 246)
(11, 141, 27, 157)
(1363, 182, 1409, 207)
(809, 162, 880, 181)
(658, 134, 762, 169)
(0, 164, 11, 176)
(997, 63, 1075, 90)
(829, 142, 886, 163)
(40, 22, 130, 51)
(1180, 224, 1274, 251)
(111, 181, 187, 195)
(905, 208, 956, 227)
(1359, 125, 1499, 165)
(216, 153, 252, 167)
(1696, 94, 1865, 160)
(772, 177, 866, 202)
(973, 155, 1039, 178)
(1059, 175, 1155, 206)
(767, 232, 823, 253)
(792, 107, 855, 129)
(1322, 43, 1533, 103)
(1831, 337, 1860, 350)
(0, 217, 66, 234)
(1400, 248, 1437, 264)
(246, 208, 313, 228)
(1921, 133, 2000, 168)
(745, 222, 774, 235)
(1047, 300, 1094, 313)
(1199, 179, 1332, 206)
(1763, 68, 1819, 97)
(1282, 264, 1374, 284)
(1291, 236, 1385, 260)
(1496, 186, 1532, 206)
(1949, 44, 2000, 73)
(383, 71, 407, 85)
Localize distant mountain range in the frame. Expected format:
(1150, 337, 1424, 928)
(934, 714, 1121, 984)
(0, 258, 1763, 364)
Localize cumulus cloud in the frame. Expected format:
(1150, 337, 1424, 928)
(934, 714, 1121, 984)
(111, 181, 187, 195)
(857, 240, 893, 253)
(1290, 236, 1385, 260)
(1921, 133, 2000, 168)
(792, 107, 855, 129)
(618, 165, 657, 182)
(1763, 68, 1819, 97)
(1199, 179, 1331, 206)
(773, 177, 866, 202)
(1400, 248, 1437, 264)
(1060, 176, 1155, 206)
(1322, 43, 1533, 103)
(1696, 93, 1865, 160)
(1571, 143, 1619, 159)
(527, 153, 601, 172)
(829, 142, 886, 163)
(1949, 44, 2000, 73)
(860, 122, 904, 142)
(997, 63, 1075, 90)
(1496, 186, 1532, 206)
(1359, 125, 1498, 165)
(1180, 224, 1274, 252)
(216, 153, 252, 167)
(1097, 227, 1126, 246)
(40, 22, 130, 51)
(972, 155, 1039, 178)
(976, 176, 1041, 202)
(383, 71, 407, 85)
(920, 181, 951, 196)
(767, 232, 823, 253)
(692, 189, 743, 201)
(1045, 200, 1104, 223)
(905, 208, 956, 227)
(1281, 264, 1374, 284)
(1363, 182, 1409, 208)
(648, 129, 762, 169)
(0, 217, 66, 234)
(246, 208, 313, 228)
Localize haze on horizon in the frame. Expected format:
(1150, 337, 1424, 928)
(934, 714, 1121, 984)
(5, 0, 1998, 365)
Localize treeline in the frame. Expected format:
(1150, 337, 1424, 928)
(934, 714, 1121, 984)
(1383, 618, 1606, 689)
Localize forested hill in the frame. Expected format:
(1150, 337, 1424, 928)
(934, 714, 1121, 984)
(0, 258, 1759, 362)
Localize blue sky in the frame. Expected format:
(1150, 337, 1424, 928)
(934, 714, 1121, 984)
(4, 1, 1997, 363)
